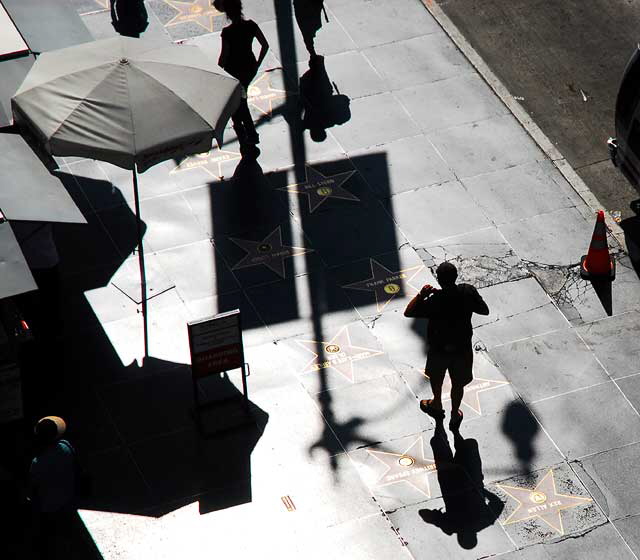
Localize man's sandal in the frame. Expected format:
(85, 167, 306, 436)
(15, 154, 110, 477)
(419, 399, 445, 419)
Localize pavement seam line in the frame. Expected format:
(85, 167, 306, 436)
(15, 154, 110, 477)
(417, 0, 628, 253)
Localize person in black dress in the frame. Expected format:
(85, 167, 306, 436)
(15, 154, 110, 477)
(215, 0, 269, 148)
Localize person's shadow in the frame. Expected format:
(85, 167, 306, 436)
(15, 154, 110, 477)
(110, 0, 149, 38)
(418, 419, 503, 550)
(299, 58, 350, 142)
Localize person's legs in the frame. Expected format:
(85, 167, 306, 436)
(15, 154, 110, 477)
(421, 352, 447, 417)
(448, 348, 474, 429)
(234, 98, 259, 144)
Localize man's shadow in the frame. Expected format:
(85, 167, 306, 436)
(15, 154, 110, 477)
(418, 419, 503, 550)
(293, 0, 326, 62)
(299, 58, 350, 142)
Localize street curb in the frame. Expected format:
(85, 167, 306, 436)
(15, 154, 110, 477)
(419, 0, 628, 253)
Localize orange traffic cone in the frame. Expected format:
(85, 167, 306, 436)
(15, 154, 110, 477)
(580, 210, 615, 280)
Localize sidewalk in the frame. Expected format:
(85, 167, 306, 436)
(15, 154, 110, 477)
(25, 0, 640, 558)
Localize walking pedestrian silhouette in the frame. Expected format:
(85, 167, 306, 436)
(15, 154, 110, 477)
(299, 58, 350, 142)
(404, 262, 489, 431)
(110, 0, 148, 38)
(419, 417, 503, 549)
(293, 0, 326, 67)
(215, 0, 269, 157)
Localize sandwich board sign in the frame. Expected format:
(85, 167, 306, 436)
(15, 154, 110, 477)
(188, 309, 244, 378)
(187, 309, 250, 433)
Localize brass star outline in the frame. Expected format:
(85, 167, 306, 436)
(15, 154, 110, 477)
(229, 226, 311, 278)
(423, 372, 510, 416)
(296, 325, 384, 383)
(247, 72, 289, 116)
(343, 259, 424, 313)
(498, 469, 592, 535)
(163, 0, 222, 32)
(279, 165, 358, 213)
(170, 144, 241, 180)
(367, 437, 437, 498)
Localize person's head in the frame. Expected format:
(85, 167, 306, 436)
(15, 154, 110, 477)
(34, 416, 66, 446)
(436, 261, 457, 288)
(221, 0, 243, 22)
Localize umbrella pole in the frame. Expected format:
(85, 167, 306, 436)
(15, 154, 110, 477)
(132, 168, 149, 359)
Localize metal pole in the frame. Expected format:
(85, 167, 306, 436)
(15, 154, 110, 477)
(132, 168, 149, 358)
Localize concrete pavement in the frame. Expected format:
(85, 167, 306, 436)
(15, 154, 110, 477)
(12, 0, 640, 557)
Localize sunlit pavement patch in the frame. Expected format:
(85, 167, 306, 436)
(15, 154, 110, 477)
(342, 258, 424, 313)
(367, 436, 437, 497)
(247, 71, 291, 117)
(295, 324, 384, 383)
(148, 0, 224, 39)
(494, 463, 603, 545)
(171, 144, 241, 182)
(71, 0, 109, 15)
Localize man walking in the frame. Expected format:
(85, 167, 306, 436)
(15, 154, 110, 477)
(404, 262, 489, 430)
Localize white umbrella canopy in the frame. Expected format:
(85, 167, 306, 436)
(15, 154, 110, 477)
(11, 36, 242, 358)
(11, 36, 242, 172)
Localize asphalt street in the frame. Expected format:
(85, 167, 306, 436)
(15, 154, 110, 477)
(432, 0, 640, 221)
(5, 0, 640, 558)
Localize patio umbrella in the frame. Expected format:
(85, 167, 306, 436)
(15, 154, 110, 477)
(11, 36, 242, 356)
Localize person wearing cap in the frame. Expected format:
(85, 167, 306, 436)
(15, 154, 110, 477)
(29, 416, 77, 555)
(404, 262, 489, 430)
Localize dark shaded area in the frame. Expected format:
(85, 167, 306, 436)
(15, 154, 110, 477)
(590, 277, 614, 316)
(2, 168, 268, 558)
(110, 0, 149, 38)
(419, 419, 503, 550)
(434, 0, 640, 220)
(501, 399, 539, 473)
(620, 212, 640, 279)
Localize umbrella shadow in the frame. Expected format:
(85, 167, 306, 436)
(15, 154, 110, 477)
(8, 167, 270, 558)
(418, 419, 504, 550)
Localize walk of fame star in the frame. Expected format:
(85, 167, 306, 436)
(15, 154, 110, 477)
(367, 437, 437, 497)
(164, 0, 221, 32)
(279, 165, 358, 213)
(230, 227, 311, 278)
(344, 260, 424, 312)
(498, 469, 592, 535)
(247, 72, 290, 116)
(296, 325, 383, 382)
(170, 144, 241, 179)
(423, 372, 510, 416)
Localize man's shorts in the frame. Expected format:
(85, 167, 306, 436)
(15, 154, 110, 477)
(425, 347, 474, 387)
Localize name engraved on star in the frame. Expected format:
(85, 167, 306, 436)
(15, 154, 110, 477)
(384, 463, 437, 482)
(250, 248, 291, 264)
(310, 350, 375, 371)
(365, 272, 407, 289)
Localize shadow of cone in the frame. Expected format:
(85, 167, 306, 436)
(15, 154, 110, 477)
(580, 210, 615, 281)
(581, 210, 615, 316)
